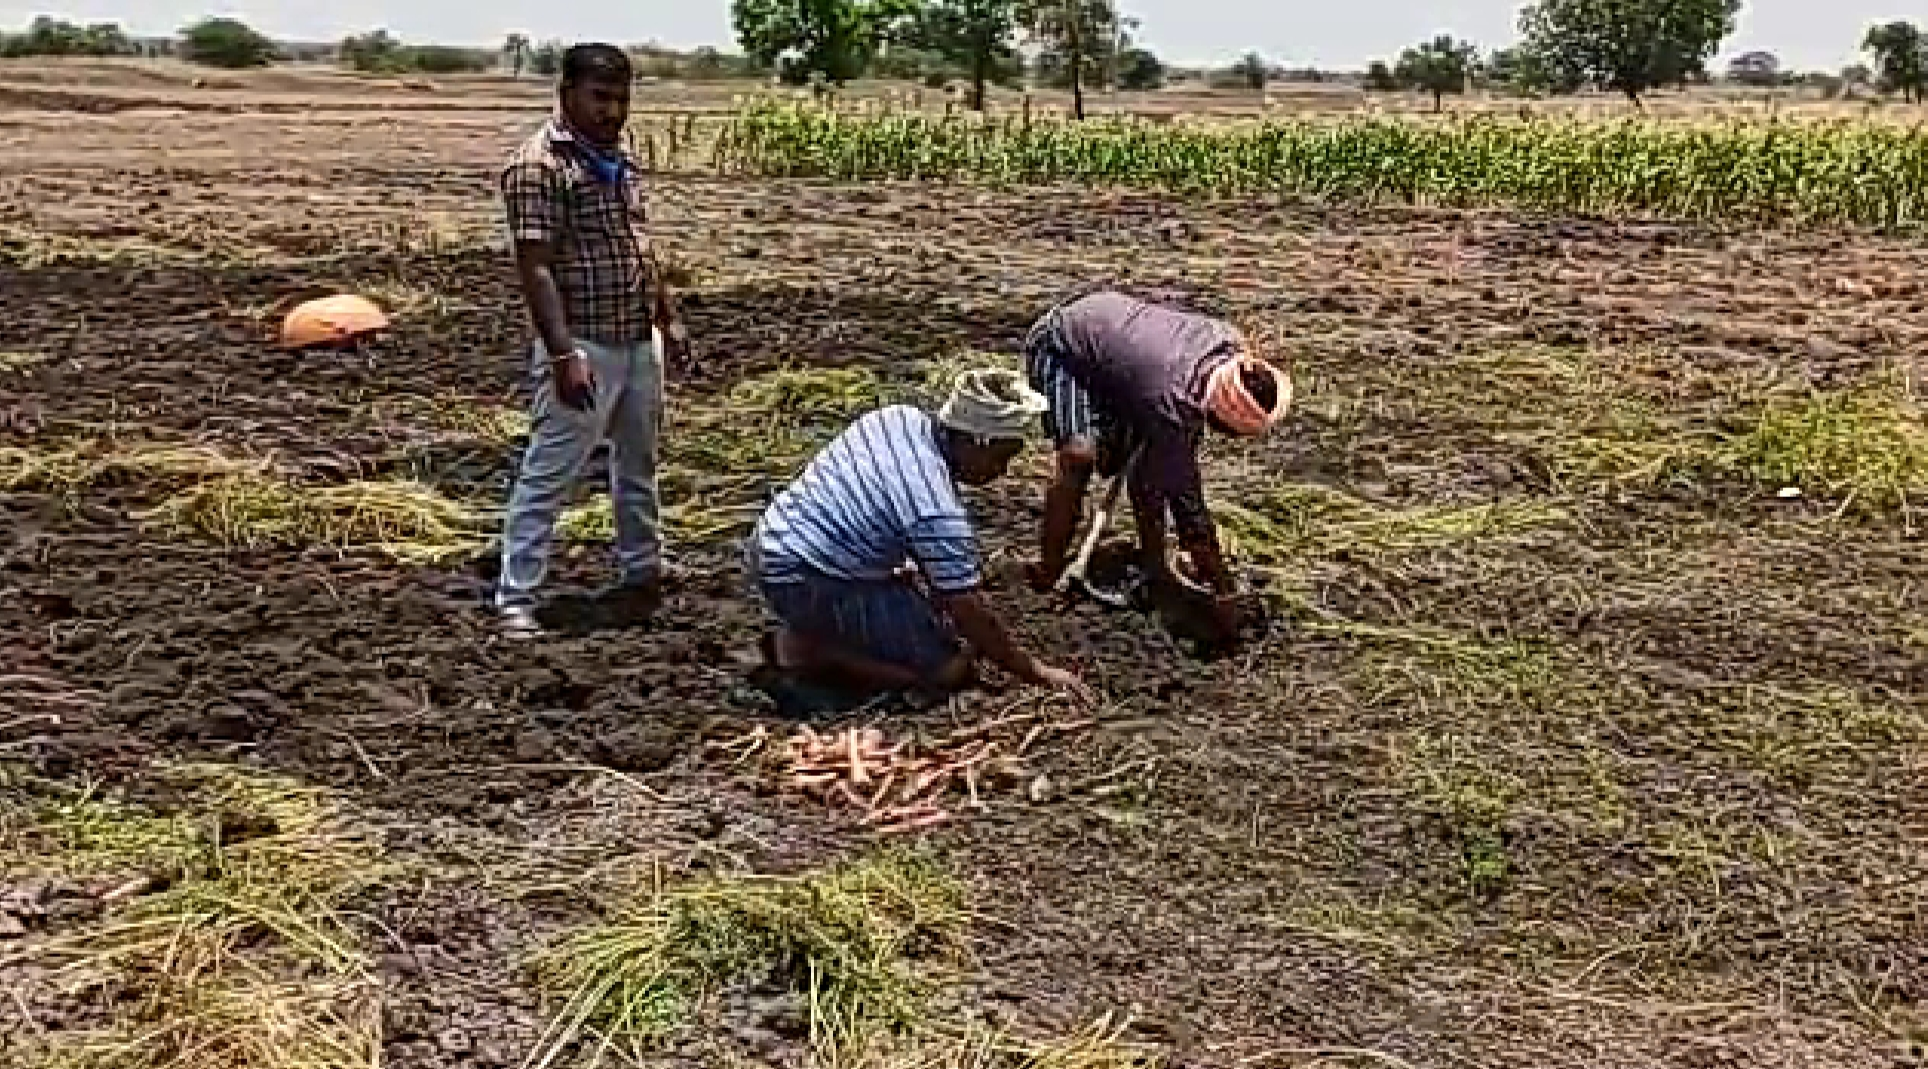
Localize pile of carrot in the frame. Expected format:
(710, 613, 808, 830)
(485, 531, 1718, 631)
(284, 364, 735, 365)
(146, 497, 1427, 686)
(784, 725, 1017, 836)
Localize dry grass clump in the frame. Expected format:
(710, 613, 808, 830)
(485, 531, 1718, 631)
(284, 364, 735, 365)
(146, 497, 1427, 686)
(365, 394, 531, 448)
(678, 365, 890, 475)
(854, 1018, 1158, 1069)
(144, 472, 486, 561)
(1390, 732, 1523, 897)
(42, 976, 383, 1069)
(1, 763, 388, 1069)
(1, 438, 494, 561)
(1379, 346, 1927, 519)
(559, 493, 764, 546)
(1, 349, 49, 376)
(0, 440, 260, 494)
(1559, 384, 1928, 514)
(1213, 482, 1563, 566)
(353, 277, 452, 320)
(528, 850, 966, 1067)
(0, 223, 225, 269)
(1724, 388, 1927, 514)
(528, 849, 1153, 1069)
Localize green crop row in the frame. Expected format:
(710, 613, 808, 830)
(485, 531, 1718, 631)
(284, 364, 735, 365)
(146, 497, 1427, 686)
(709, 102, 1928, 231)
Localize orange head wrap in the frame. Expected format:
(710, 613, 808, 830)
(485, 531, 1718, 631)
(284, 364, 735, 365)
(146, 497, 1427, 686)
(1205, 354, 1292, 437)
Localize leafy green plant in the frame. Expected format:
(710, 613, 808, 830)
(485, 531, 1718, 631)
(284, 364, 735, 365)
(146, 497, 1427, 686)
(178, 17, 278, 69)
(712, 103, 1928, 232)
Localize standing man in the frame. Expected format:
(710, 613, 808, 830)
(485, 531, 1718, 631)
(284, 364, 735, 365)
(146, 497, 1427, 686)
(496, 44, 691, 636)
(749, 370, 1093, 706)
(1023, 290, 1291, 643)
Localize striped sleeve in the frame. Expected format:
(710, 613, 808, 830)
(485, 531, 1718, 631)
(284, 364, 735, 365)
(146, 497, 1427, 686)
(907, 514, 981, 593)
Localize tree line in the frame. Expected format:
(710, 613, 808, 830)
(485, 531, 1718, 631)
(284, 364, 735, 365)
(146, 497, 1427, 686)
(0, 16, 279, 68)
(1351, 2, 1928, 110)
(730, 0, 1164, 116)
(3, 6, 1922, 108)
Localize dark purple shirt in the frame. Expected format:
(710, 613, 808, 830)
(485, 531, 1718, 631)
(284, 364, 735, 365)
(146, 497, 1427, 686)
(1052, 291, 1236, 541)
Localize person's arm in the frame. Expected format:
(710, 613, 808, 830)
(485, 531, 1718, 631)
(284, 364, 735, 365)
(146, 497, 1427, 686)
(504, 161, 594, 410)
(1139, 430, 1241, 638)
(914, 517, 1093, 704)
(1033, 440, 1095, 590)
(647, 247, 693, 370)
(513, 241, 574, 359)
(1171, 490, 1241, 641)
(941, 590, 1047, 682)
(938, 590, 1093, 704)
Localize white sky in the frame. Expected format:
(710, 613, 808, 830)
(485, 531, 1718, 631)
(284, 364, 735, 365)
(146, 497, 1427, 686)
(0, 1, 1901, 70)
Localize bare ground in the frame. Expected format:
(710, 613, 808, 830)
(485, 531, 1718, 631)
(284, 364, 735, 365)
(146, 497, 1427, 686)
(1, 86, 1925, 1069)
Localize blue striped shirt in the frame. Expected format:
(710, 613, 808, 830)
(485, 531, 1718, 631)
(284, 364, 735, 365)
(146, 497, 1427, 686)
(755, 406, 982, 594)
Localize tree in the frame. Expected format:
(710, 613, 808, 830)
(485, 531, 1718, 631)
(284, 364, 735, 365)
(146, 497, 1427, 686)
(178, 17, 278, 69)
(921, 0, 1019, 110)
(1486, 44, 1582, 95)
(733, 0, 898, 84)
(1231, 50, 1269, 92)
(0, 17, 135, 57)
(1017, 0, 1120, 119)
(1363, 60, 1398, 92)
(78, 22, 132, 56)
(529, 40, 565, 77)
(1115, 45, 1164, 90)
(1518, 0, 1740, 107)
(1726, 50, 1781, 87)
(1863, 22, 1925, 103)
(1395, 34, 1478, 111)
(504, 33, 530, 78)
(410, 46, 492, 74)
(340, 29, 406, 72)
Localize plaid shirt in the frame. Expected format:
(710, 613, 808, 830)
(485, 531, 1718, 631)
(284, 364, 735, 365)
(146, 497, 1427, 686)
(501, 118, 652, 345)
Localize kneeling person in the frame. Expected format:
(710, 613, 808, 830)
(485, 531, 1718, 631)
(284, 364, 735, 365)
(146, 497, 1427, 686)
(749, 370, 1092, 704)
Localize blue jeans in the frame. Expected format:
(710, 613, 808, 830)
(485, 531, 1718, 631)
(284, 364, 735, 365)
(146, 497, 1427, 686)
(497, 337, 663, 611)
(746, 538, 961, 678)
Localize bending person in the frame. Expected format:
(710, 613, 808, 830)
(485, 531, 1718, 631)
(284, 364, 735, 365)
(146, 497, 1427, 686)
(1024, 290, 1292, 642)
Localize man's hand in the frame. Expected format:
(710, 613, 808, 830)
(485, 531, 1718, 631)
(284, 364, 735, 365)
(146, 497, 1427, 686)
(1145, 555, 1181, 592)
(1023, 561, 1062, 594)
(555, 350, 597, 412)
(659, 318, 694, 373)
(1030, 661, 1097, 707)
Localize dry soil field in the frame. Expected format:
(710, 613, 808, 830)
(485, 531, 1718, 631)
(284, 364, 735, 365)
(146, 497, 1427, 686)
(2, 61, 1926, 1069)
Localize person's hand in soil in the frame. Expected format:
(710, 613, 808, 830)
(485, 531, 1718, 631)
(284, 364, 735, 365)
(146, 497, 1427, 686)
(1023, 561, 1061, 593)
(555, 351, 597, 411)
